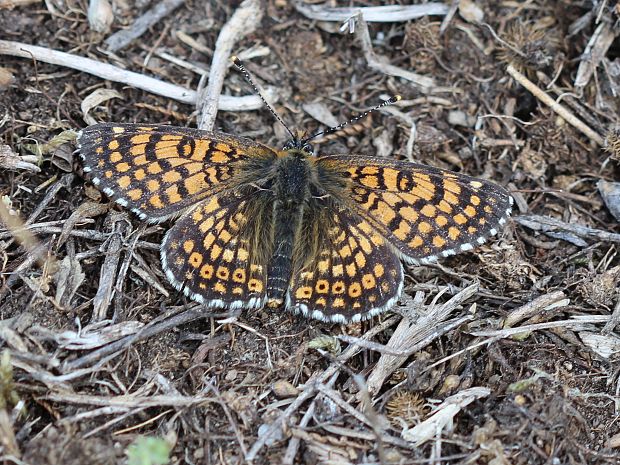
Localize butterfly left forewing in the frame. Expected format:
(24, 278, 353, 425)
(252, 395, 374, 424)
(317, 155, 513, 263)
(77, 123, 277, 222)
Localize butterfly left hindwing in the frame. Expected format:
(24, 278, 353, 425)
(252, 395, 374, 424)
(161, 188, 272, 310)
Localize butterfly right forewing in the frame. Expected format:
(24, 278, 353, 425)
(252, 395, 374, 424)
(317, 155, 513, 264)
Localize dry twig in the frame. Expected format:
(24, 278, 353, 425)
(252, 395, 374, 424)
(470, 318, 602, 338)
(506, 64, 604, 146)
(104, 0, 186, 52)
(197, 0, 263, 130)
(294, 2, 449, 22)
(0, 40, 264, 110)
(515, 214, 620, 244)
(503, 291, 569, 328)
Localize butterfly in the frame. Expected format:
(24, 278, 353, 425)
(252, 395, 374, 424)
(77, 119, 512, 323)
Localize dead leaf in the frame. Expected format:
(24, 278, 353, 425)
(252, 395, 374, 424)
(87, 0, 113, 33)
(81, 88, 124, 125)
(459, 0, 484, 24)
(54, 256, 85, 307)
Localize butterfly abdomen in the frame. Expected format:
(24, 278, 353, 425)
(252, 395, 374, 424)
(265, 203, 302, 307)
(266, 152, 311, 307)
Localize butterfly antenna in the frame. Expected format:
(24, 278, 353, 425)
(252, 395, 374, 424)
(302, 95, 402, 144)
(231, 56, 296, 141)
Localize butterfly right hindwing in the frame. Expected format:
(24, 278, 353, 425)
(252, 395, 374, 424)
(286, 200, 403, 323)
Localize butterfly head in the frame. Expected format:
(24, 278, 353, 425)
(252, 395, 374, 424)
(283, 136, 314, 154)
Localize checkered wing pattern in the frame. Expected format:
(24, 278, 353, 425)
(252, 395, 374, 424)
(287, 203, 403, 323)
(161, 189, 270, 309)
(77, 123, 277, 222)
(318, 155, 513, 264)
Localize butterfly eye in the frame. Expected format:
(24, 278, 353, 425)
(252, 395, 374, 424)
(302, 142, 313, 153)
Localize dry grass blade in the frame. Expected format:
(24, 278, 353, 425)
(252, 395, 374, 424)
(25, 174, 73, 226)
(0, 199, 57, 301)
(0, 201, 52, 270)
(54, 256, 85, 308)
(579, 331, 620, 359)
(603, 297, 620, 334)
(130, 257, 170, 298)
(55, 320, 144, 351)
(43, 391, 217, 408)
(598, 180, 620, 222)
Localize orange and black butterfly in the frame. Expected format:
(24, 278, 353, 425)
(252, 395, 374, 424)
(77, 118, 512, 323)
